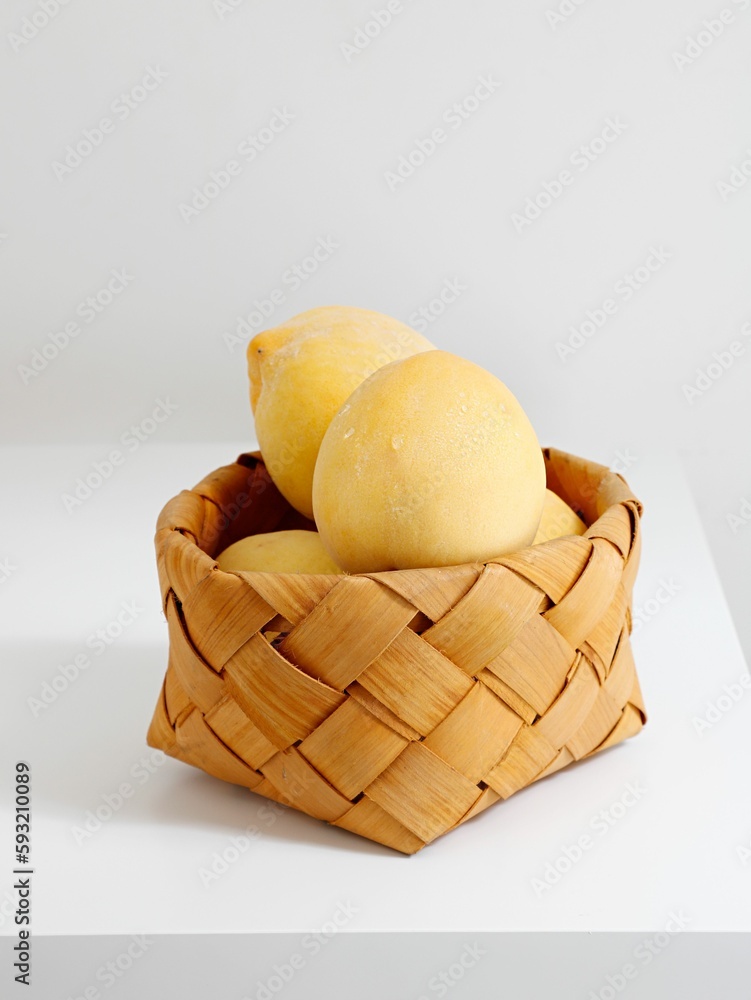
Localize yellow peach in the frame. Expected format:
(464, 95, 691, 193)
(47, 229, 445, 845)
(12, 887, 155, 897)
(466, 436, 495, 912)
(312, 350, 546, 572)
(533, 489, 587, 544)
(247, 306, 433, 518)
(216, 530, 342, 574)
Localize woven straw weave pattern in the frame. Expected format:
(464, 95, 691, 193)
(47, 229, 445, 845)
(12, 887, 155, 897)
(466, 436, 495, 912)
(147, 448, 646, 854)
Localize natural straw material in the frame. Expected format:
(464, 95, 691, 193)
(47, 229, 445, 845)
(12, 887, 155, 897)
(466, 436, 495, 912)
(147, 449, 646, 854)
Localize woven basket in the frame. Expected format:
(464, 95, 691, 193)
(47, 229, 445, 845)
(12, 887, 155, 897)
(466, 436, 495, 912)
(147, 448, 646, 854)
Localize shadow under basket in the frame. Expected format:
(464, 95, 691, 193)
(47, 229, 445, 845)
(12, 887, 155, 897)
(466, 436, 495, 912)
(147, 448, 646, 855)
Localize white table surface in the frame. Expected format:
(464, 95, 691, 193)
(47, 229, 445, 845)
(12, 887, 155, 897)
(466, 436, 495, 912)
(2, 443, 749, 935)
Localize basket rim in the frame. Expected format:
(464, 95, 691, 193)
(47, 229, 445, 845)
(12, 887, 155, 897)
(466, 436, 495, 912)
(154, 446, 642, 587)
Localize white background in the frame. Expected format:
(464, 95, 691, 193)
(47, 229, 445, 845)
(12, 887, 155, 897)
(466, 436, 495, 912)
(1, 0, 750, 990)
